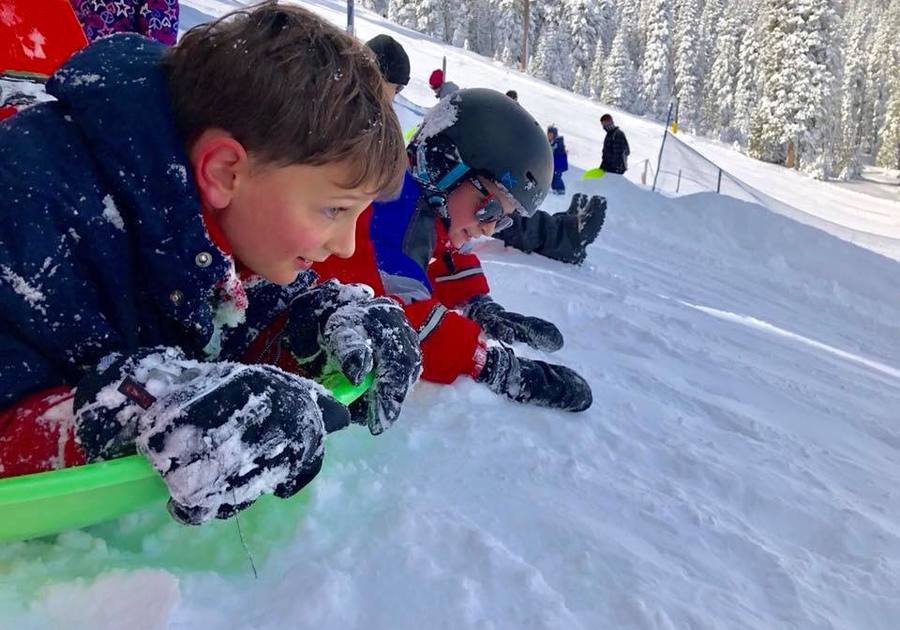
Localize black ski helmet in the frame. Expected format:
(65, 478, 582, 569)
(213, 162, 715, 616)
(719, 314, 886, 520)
(408, 88, 553, 217)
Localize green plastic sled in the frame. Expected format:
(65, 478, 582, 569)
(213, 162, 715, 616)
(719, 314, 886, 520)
(582, 167, 606, 180)
(0, 371, 373, 543)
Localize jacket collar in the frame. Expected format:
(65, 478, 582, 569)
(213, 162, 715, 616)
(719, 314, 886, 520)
(46, 35, 232, 344)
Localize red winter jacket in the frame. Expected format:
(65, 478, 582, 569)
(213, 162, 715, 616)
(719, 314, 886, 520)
(313, 175, 491, 384)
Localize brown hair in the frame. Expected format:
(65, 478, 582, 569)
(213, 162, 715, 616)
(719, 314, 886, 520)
(164, 1, 405, 197)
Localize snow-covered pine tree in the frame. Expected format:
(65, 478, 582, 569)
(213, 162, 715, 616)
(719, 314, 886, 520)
(640, 0, 675, 119)
(673, 0, 704, 130)
(388, 0, 417, 30)
(617, 0, 643, 63)
(495, 0, 524, 67)
(574, 66, 589, 95)
(704, 7, 744, 141)
(596, 0, 618, 56)
(749, 0, 841, 178)
(698, 0, 726, 90)
(836, 12, 874, 178)
(468, 0, 498, 56)
(359, 0, 388, 15)
(876, 75, 900, 169)
(415, 0, 447, 42)
(529, 20, 574, 89)
(587, 34, 607, 99)
(602, 27, 639, 110)
(732, 6, 763, 144)
(567, 0, 601, 93)
(449, 0, 470, 48)
(864, 0, 900, 160)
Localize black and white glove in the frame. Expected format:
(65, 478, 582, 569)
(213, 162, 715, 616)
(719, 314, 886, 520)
(465, 295, 564, 352)
(475, 346, 592, 412)
(281, 280, 422, 435)
(74, 347, 346, 525)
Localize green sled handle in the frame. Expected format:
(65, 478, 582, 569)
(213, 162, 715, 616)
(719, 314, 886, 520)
(0, 371, 374, 543)
(404, 126, 419, 142)
(582, 167, 606, 180)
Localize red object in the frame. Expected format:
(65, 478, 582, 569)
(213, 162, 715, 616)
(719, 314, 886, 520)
(312, 206, 491, 385)
(403, 300, 485, 383)
(0, 386, 86, 478)
(429, 69, 444, 89)
(428, 221, 490, 309)
(0, 0, 88, 75)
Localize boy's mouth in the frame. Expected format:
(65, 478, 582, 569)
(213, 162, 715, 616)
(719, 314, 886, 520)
(295, 256, 313, 270)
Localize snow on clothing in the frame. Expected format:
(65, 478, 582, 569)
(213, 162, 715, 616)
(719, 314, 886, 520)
(314, 172, 488, 385)
(312, 172, 593, 412)
(600, 125, 630, 174)
(0, 37, 318, 489)
(550, 135, 568, 193)
(494, 194, 606, 265)
(69, 0, 179, 45)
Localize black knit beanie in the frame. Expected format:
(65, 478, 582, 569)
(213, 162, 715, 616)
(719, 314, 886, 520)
(365, 34, 410, 86)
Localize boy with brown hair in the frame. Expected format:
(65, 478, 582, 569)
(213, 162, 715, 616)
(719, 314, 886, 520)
(0, 3, 421, 525)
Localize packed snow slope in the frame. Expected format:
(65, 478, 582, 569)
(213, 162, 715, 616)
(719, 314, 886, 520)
(2, 1, 900, 628)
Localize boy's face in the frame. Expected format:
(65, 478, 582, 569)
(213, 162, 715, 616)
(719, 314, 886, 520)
(217, 160, 374, 285)
(445, 175, 516, 249)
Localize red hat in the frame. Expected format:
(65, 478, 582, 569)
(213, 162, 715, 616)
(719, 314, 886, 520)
(429, 69, 444, 89)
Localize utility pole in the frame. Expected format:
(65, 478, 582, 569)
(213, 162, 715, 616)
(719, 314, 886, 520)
(520, 0, 530, 71)
(347, 0, 354, 35)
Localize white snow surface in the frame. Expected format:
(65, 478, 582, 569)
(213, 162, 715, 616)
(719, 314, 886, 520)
(2, 1, 900, 628)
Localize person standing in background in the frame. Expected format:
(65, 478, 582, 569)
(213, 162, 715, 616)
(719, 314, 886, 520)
(69, 0, 179, 45)
(599, 113, 630, 174)
(429, 68, 459, 99)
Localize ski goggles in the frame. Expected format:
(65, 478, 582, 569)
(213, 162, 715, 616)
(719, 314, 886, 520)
(469, 177, 514, 232)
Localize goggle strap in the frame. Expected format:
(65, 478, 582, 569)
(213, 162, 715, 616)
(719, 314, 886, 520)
(435, 162, 470, 191)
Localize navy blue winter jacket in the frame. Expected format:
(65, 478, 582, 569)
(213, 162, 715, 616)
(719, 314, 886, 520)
(0, 35, 304, 408)
(551, 136, 568, 172)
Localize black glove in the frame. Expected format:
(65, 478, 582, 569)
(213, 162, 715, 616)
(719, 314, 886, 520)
(280, 280, 422, 435)
(569, 194, 606, 246)
(465, 295, 564, 352)
(74, 347, 346, 525)
(475, 346, 592, 412)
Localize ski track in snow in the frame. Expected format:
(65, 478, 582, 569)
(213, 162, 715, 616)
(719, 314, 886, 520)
(2, 2, 899, 629)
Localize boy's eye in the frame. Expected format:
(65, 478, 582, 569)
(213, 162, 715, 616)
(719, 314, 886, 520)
(323, 206, 347, 219)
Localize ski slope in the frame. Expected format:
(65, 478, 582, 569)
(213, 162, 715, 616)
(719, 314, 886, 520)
(2, 2, 900, 628)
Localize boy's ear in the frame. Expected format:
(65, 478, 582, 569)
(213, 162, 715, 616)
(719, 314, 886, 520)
(189, 129, 250, 210)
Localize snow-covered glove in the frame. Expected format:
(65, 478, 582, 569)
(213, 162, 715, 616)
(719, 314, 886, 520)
(74, 347, 346, 525)
(566, 193, 606, 262)
(474, 346, 592, 412)
(465, 295, 564, 352)
(281, 280, 422, 435)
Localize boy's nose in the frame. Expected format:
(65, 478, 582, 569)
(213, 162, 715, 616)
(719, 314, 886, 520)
(328, 224, 357, 259)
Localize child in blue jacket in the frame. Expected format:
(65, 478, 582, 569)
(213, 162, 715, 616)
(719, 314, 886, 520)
(0, 4, 421, 525)
(547, 124, 568, 194)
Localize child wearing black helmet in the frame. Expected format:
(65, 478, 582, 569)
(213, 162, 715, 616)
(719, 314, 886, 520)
(313, 88, 592, 412)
